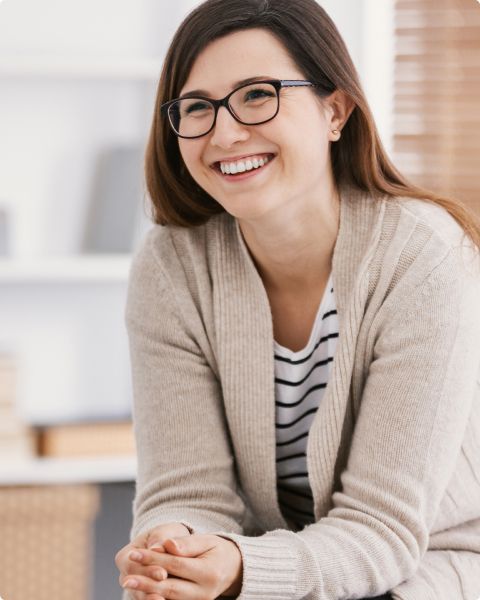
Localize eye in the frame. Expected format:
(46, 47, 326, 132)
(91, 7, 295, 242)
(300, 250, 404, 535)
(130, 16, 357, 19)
(185, 101, 211, 114)
(244, 88, 275, 101)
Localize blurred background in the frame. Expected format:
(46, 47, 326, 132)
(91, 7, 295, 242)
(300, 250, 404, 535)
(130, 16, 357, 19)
(0, 0, 478, 599)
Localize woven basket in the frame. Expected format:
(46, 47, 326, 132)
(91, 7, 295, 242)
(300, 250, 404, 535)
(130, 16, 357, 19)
(0, 484, 100, 600)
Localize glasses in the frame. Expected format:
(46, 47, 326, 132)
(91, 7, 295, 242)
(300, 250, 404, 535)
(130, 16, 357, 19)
(160, 79, 319, 139)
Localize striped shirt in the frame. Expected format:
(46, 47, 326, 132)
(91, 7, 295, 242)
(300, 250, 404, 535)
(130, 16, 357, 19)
(274, 272, 339, 529)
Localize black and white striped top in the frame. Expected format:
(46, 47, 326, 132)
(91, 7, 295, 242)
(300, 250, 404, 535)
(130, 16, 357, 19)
(274, 273, 339, 529)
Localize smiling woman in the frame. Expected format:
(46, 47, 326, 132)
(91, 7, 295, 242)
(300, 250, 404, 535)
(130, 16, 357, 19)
(116, 1, 480, 600)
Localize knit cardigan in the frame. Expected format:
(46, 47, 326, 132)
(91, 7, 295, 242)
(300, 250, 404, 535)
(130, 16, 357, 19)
(123, 183, 480, 600)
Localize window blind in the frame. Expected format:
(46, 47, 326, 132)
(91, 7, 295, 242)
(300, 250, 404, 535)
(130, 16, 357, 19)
(392, 0, 480, 218)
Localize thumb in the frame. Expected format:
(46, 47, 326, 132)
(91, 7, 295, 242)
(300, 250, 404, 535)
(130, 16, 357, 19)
(163, 534, 217, 557)
(146, 537, 166, 552)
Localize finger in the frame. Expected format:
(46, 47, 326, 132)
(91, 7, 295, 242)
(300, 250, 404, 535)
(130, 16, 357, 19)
(120, 567, 167, 586)
(124, 574, 200, 600)
(127, 550, 169, 580)
(116, 544, 141, 573)
(119, 563, 168, 585)
(121, 585, 150, 600)
(118, 528, 150, 557)
(147, 531, 190, 551)
(127, 549, 188, 580)
(121, 573, 169, 600)
(129, 550, 205, 583)
(122, 574, 165, 595)
(120, 552, 169, 581)
(163, 534, 217, 557)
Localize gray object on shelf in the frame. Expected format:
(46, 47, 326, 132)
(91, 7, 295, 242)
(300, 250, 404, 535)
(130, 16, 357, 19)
(0, 205, 11, 256)
(83, 144, 146, 253)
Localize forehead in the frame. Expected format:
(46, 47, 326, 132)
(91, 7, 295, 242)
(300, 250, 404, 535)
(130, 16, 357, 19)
(179, 28, 302, 97)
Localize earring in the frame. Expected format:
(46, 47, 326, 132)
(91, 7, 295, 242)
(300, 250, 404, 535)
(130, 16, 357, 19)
(331, 129, 341, 138)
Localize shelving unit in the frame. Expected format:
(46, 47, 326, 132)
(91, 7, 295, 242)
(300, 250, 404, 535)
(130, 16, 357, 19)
(0, 254, 131, 282)
(0, 3, 170, 597)
(0, 55, 163, 80)
(0, 455, 136, 486)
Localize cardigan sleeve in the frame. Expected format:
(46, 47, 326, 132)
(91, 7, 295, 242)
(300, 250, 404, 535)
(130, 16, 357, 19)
(123, 232, 248, 543)
(213, 247, 480, 600)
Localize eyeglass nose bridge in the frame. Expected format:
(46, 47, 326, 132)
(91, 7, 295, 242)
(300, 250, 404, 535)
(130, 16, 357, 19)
(209, 95, 245, 132)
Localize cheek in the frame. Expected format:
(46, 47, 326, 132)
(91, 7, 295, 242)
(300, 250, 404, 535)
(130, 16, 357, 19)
(178, 137, 207, 171)
(178, 143, 215, 195)
(178, 141, 196, 172)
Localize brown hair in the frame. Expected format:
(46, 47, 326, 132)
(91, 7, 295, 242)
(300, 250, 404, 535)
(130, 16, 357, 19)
(144, 0, 480, 249)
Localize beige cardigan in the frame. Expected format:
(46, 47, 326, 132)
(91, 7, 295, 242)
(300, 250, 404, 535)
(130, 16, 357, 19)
(123, 184, 480, 600)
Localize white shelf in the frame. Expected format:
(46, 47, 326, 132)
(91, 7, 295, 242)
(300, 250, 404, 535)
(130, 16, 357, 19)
(0, 55, 163, 80)
(0, 254, 131, 283)
(0, 455, 137, 485)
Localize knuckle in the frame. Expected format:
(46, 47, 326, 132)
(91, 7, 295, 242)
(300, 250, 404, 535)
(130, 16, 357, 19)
(136, 552, 149, 565)
(162, 581, 175, 597)
(206, 567, 222, 585)
(169, 556, 183, 571)
(148, 566, 165, 580)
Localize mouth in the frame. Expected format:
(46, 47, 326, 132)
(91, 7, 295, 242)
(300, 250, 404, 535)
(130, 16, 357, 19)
(210, 153, 277, 180)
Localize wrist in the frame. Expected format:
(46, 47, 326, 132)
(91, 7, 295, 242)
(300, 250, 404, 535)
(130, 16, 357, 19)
(222, 539, 243, 597)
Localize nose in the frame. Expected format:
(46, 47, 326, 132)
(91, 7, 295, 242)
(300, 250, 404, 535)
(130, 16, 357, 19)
(209, 105, 250, 148)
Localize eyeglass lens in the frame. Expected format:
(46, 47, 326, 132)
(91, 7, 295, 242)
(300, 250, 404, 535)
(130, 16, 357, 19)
(168, 82, 279, 138)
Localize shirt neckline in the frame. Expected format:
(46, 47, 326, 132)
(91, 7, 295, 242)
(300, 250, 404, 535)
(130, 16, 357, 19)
(274, 271, 334, 358)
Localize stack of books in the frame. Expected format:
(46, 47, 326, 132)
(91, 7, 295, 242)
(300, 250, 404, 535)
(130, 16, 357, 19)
(0, 352, 37, 459)
(36, 419, 135, 458)
(0, 352, 135, 460)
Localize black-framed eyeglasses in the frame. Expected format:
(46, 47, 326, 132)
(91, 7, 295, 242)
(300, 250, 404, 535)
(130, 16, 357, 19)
(160, 79, 320, 139)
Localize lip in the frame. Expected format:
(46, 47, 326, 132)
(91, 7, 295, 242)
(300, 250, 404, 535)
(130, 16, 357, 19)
(209, 152, 276, 169)
(212, 154, 276, 183)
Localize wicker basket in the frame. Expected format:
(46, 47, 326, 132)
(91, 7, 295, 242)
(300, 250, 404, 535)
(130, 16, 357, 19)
(0, 484, 100, 600)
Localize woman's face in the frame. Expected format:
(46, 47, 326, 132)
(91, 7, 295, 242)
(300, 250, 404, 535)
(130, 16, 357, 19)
(177, 28, 338, 222)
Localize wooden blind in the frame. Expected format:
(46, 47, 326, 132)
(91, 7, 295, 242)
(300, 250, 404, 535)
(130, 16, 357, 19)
(392, 0, 480, 218)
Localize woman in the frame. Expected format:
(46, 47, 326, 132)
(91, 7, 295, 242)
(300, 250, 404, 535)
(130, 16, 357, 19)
(115, 0, 480, 599)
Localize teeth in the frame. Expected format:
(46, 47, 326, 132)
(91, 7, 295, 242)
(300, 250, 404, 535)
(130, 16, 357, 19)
(219, 155, 271, 175)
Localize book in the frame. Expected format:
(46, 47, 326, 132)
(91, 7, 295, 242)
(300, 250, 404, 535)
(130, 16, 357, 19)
(37, 420, 135, 457)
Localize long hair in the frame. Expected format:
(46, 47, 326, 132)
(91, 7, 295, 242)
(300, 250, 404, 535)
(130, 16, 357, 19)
(144, 0, 480, 249)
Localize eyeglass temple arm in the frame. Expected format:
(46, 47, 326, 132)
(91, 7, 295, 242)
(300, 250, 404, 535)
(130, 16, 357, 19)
(279, 80, 316, 88)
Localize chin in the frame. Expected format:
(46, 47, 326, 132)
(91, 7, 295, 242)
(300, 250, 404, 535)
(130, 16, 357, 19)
(223, 200, 278, 222)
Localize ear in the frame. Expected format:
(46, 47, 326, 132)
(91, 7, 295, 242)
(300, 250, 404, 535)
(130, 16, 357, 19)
(323, 89, 356, 137)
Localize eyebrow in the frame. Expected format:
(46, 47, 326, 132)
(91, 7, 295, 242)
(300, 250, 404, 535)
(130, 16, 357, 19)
(179, 75, 274, 99)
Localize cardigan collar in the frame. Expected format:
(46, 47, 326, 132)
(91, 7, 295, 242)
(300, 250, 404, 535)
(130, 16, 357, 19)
(211, 183, 386, 529)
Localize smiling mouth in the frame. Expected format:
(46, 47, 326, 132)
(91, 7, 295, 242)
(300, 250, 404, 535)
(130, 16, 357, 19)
(212, 153, 276, 176)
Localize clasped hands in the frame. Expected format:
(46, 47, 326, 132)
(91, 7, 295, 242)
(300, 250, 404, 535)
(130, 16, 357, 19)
(115, 521, 243, 600)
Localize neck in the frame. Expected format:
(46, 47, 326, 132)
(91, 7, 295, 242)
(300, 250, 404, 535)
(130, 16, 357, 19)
(237, 186, 340, 295)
